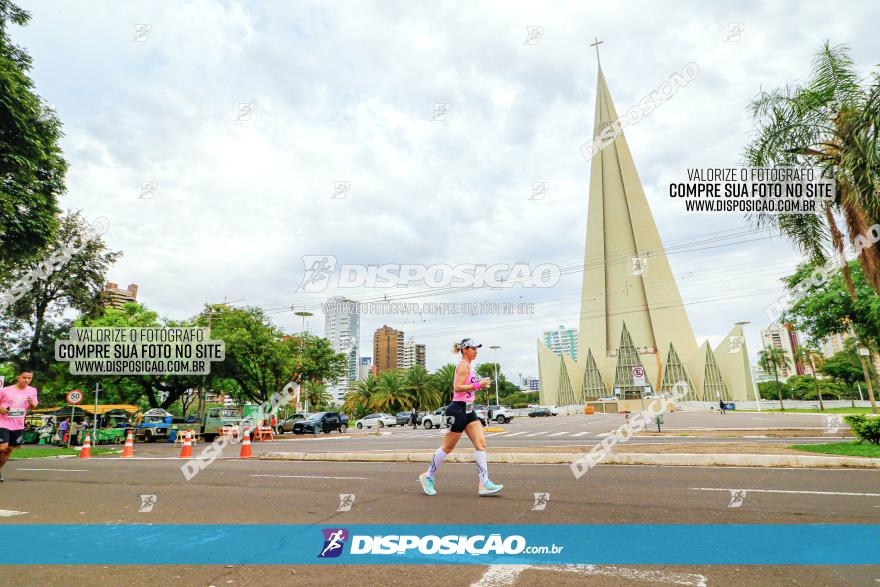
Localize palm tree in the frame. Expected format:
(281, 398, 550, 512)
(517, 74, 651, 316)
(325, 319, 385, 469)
(759, 347, 791, 410)
(431, 363, 457, 405)
(302, 380, 331, 412)
(795, 346, 826, 410)
(372, 371, 408, 413)
(343, 375, 378, 419)
(745, 42, 880, 296)
(404, 365, 441, 413)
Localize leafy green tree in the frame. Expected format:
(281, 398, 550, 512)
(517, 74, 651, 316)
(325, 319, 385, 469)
(745, 42, 880, 295)
(202, 305, 345, 404)
(301, 380, 332, 411)
(0, 0, 65, 268)
(794, 346, 826, 409)
(404, 364, 440, 412)
(759, 347, 791, 410)
(372, 371, 408, 413)
(430, 363, 456, 404)
(343, 375, 378, 419)
(1, 211, 120, 370)
(821, 338, 878, 396)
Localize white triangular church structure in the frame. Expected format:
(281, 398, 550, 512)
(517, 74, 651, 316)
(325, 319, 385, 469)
(537, 65, 755, 404)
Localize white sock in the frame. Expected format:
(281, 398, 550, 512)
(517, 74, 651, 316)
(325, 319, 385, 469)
(475, 450, 489, 484)
(427, 448, 447, 479)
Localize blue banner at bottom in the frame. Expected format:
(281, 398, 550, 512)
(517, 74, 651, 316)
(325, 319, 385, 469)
(0, 524, 876, 565)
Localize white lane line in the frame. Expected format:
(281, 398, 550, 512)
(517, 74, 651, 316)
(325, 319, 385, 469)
(526, 431, 549, 437)
(547, 432, 570, 437)
(690, 487, 880, 497)
(472, 564, 706, 587)
(16, 468, 88, 472)
(505, 431, 529, 437)
(570, 431, 591, 437)
(251, 474, 370, 480)
(0, 510, 27, 517)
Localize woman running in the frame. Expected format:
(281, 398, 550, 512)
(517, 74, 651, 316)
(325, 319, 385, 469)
(418, 338, 503, 496)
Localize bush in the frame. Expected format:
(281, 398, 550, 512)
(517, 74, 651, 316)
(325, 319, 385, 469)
(844, 415, 880, 444)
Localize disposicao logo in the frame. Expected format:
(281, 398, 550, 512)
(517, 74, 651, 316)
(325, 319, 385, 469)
(318, 528, 349, 558)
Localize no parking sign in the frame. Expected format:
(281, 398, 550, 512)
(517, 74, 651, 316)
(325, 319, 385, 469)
(631, 367, 646, 387)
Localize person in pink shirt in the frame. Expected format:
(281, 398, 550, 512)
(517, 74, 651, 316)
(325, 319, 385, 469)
(418, 338, 504, 496)
(0, 369, 39, 482)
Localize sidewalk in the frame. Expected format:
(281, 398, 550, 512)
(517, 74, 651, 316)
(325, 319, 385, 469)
(260, 444, 880, 469)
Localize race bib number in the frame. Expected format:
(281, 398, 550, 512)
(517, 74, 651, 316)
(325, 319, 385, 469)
(7, 408, 25, 417)
(465, 402, 474, 414)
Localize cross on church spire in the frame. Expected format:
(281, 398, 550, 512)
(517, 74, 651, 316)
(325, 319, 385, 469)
(590, 36, 603, 66)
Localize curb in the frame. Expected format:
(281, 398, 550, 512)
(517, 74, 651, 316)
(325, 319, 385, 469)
(259, 451, 880, 468)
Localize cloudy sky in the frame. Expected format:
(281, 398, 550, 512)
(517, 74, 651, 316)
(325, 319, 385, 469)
(13, 0, 880, 381)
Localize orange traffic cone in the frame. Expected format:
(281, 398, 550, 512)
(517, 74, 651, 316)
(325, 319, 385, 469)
(121, 430, 135, 458)
(79, 433, 92, 458)
(239, 427, 252, 459)
(178, 430, 193, 458)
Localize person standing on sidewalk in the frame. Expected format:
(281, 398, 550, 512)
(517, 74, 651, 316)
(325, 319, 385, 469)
(719, 399, 726, 415)
(418, 338, 503, 497)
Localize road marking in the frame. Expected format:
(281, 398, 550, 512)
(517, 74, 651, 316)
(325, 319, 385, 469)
(690, 487, 880, 497)
(16, 468, 88, 472)
(548, 432, 570, 437)
(472, 564, 706, 586)
(505, 431, 529, 437)
(571, 431, 591, 437)
(251, 474, 370, 480)
(0, 510, 27, 517)
(526, 431, 548, 437)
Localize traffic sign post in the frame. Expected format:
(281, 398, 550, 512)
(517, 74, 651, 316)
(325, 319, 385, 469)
(632, 367, 647, 412)
(66, 390, 82, 448)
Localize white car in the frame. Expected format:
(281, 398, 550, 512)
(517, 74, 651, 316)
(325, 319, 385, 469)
(598, 396, 618, 402)
(355, 413, 396, 429)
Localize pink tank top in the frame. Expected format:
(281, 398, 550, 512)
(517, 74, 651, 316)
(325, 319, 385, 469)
(452, 361, 478, 402)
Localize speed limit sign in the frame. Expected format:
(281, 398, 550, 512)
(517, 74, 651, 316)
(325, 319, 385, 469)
(66, 390, 83, 405)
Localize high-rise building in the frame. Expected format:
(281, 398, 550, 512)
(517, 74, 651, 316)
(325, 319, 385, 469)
(760, 323, 798, 381)
(543, 325, 578, 361)
(819, 331, 854, 358)
(522, 376, 540, 392)
(373, 325, 404, 375)
(536, 61, 754, 404)
(400, 337, 426, 369)
(103, 282, 138, 308)
(357, 357, 372, 381)
(324, 296, 360, 403)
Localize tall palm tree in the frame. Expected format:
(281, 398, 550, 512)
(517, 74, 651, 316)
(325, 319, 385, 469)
(404, 364, 441, 413)
(301, 380, 332, 411)
(745, 42, 880, 296)
(431, 363, 457, 405)
(795, 346, 826, 410)
(759, 347, 791, 410)
(343, 375, 378, 419)
(372, 371, 408, 413)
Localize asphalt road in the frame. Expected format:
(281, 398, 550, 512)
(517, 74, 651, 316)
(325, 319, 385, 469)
(1, 447, 878, 586)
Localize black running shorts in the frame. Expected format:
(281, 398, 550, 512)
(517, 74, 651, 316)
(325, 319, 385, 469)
(0, 428, 24, 448)
(445, 401, 478, 433)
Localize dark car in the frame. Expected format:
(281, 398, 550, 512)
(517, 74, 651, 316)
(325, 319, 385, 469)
(275, 413, 307, 435)
(528, 408, 552, 417)
(293, 412, 348, 434)
(396, 411, 423, 426)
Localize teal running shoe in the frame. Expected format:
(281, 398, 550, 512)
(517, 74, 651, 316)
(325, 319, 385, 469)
(419, 472, 437, 496)
(478, 479, 504, 496)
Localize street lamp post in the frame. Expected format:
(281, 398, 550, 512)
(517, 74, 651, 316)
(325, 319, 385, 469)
(294, 310, 314, 412)
(489, 345, 501, 406)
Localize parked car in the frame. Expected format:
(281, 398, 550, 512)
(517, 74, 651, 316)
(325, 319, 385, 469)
(275, 413, 307, 435)
(422, 407, 449, 429)
(396, 411, 423, 426)
(528, 408, 552, 417)
(473, 405, 489, 426)
(355, 413, 396, 429)
(292, 412, 348, 434)
(486, 405, 514, 424)
(598, 396, 618, 402)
